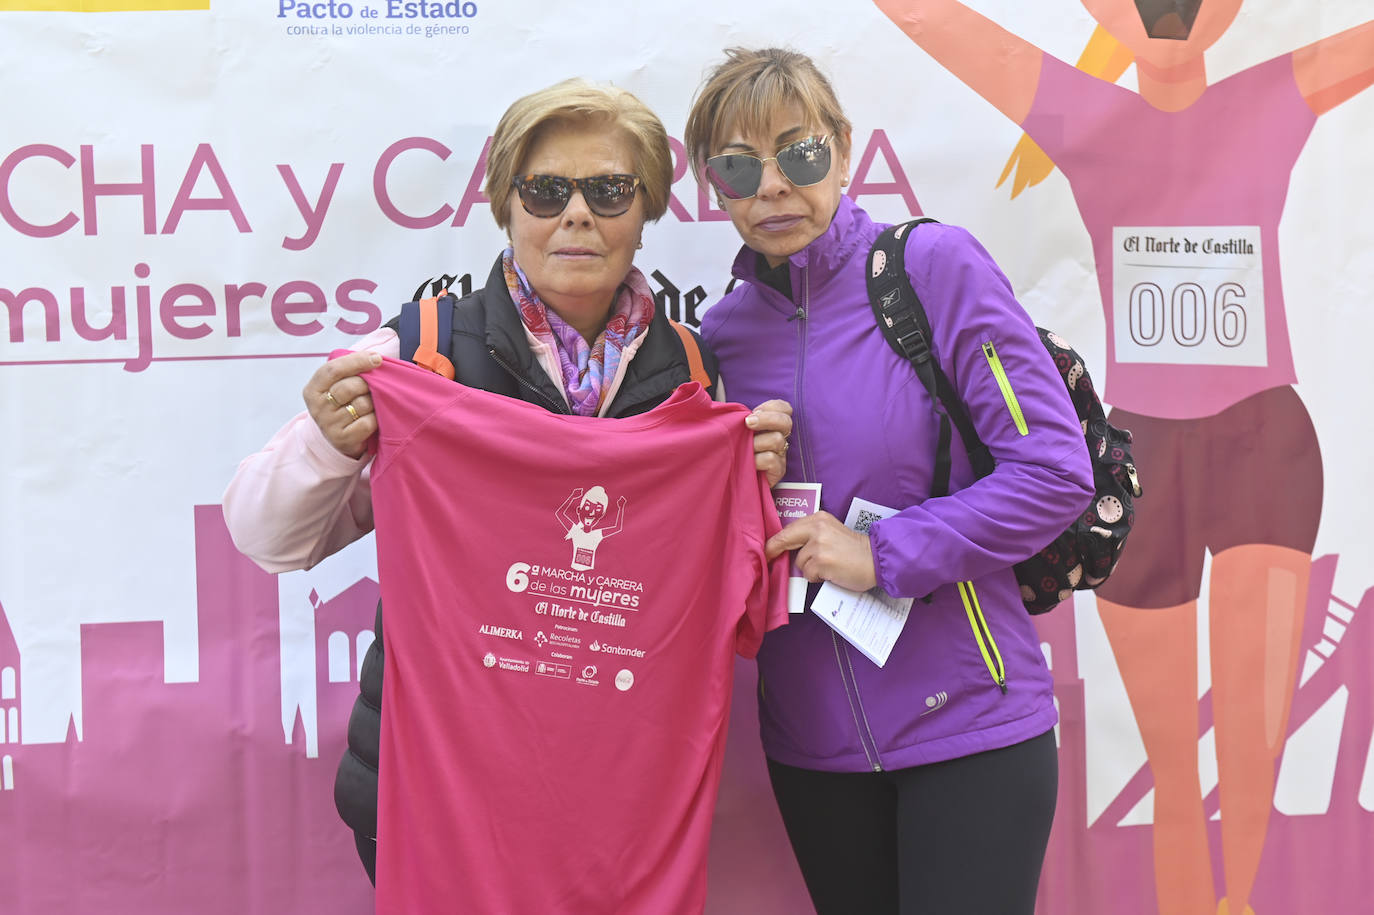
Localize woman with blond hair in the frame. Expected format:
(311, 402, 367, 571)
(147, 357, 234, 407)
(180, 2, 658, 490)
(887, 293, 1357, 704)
(224, 76, 792, 905)
(686, 46, 1093, 914)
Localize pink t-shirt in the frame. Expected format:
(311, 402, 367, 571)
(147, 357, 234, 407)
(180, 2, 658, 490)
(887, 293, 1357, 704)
(361, 357, 789, 914)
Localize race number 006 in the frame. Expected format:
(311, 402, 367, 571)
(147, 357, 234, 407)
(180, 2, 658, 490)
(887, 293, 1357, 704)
(1126, 280, 1248, 349)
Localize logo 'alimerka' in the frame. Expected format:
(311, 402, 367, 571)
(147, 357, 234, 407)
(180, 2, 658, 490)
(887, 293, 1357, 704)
(0, 1, 209, 10)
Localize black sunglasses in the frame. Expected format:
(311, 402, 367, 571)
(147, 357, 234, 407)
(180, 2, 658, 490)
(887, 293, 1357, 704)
(705, 135, 833, 201)
(511, 173, 641, 219)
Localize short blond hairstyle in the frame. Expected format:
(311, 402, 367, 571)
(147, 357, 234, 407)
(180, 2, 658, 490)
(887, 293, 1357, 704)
(685, 47, 853, 186)
(485, 79, 672, 230)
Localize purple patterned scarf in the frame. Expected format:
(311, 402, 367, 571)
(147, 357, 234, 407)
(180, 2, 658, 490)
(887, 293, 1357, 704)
(502, 247, 655, 416)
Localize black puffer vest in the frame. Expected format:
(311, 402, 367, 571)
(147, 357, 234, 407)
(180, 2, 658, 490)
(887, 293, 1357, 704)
(333, 256, 719, 882)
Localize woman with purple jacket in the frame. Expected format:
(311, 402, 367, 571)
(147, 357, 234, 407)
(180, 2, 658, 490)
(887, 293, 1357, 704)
(686, 47, 1094, 915)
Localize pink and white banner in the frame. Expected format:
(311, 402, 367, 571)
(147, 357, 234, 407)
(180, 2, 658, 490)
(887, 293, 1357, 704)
(2, 1, 1370, 912)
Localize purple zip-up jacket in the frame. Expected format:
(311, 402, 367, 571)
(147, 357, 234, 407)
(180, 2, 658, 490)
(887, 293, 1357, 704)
(702, 197, 1093, 772)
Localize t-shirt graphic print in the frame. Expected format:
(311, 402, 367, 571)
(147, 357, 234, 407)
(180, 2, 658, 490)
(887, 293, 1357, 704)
(358, 357, 789, 915)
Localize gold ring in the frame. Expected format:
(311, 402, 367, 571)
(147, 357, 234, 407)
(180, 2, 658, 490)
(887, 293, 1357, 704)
(325, 391, 339, 408)
(781, 440, 789, 454)
(345, 403, 360, 422)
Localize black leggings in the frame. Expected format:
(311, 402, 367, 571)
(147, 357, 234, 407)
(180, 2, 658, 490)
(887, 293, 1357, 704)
(766, 729, 1058, 915)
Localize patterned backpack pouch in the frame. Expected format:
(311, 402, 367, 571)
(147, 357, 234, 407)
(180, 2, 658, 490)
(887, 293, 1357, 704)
(1016, 329, 1141, 613)
(867, 219, 1142, 614)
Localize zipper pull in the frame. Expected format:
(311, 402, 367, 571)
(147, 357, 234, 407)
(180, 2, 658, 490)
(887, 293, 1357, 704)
(786, 305, 805, 322)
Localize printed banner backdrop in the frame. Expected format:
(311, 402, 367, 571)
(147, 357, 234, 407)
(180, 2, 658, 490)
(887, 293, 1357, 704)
(1, 1, 1370, 912)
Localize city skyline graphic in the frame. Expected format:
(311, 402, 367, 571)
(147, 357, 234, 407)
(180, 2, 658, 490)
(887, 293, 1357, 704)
(0, 506, 374, 913)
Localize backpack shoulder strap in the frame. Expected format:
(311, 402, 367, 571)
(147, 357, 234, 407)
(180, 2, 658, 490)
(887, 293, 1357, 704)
(866, 218, 992, 494)
(867, 218, 942, 394)
(668, 319, 713, 390)
(397, 290, 456, 381)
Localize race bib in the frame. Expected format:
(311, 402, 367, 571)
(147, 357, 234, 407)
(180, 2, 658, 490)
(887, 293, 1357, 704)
(1112, 226, 1266, 367)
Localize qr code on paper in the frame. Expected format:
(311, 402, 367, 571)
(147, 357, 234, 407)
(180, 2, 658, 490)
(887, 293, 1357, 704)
(853, 509, 884, 534)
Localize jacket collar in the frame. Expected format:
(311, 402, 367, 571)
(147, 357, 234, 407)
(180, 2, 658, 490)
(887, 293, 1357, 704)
(479, 254, 531, 361)
(727, 195, 877, 313)
(478, 254, 695, 417)
(476, 255, 570, 410)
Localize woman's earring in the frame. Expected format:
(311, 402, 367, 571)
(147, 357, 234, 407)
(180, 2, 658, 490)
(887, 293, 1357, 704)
(636, 241, 643, 250)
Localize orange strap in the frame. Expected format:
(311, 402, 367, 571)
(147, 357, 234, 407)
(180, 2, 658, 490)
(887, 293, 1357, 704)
(669, 320, 711, 390)
(412, 294, 455, 380)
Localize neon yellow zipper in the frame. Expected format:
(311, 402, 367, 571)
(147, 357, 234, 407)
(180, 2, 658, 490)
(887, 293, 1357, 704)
(982, 341, 1028, 436)
(957, 580, 1007, 692)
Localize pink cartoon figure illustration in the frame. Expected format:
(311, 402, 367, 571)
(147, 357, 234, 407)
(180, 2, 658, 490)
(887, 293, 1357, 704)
(871, 1, 1373, 914)
(557, 486, 626, 571)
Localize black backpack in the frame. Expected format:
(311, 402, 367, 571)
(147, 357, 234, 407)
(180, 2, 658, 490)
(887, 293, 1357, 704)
(866, 218, 1142, 614)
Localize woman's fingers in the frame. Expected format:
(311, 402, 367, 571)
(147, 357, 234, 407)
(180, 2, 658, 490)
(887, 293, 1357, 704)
(745, 399, 793, 437)
(764, 512, 878, 592)
(302, 352, 383, 458)
(748, 400, 794, 487)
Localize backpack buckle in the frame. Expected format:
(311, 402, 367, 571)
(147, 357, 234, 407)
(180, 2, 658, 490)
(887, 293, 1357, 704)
(894, 327, 931, 364)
